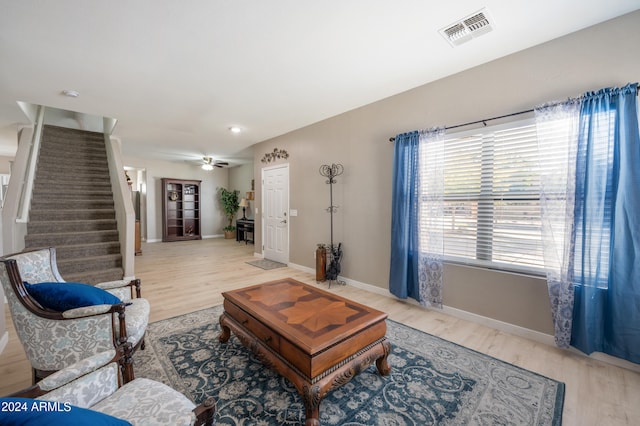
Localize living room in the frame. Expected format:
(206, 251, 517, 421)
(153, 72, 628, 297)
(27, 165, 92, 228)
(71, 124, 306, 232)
(1, 3, 640, 425)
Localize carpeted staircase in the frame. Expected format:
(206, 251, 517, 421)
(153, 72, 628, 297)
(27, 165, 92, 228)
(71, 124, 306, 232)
(24, 125, 124, 284)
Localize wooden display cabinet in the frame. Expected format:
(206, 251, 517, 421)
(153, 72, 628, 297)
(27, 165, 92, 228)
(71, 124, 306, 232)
(161, 178, 202, 242)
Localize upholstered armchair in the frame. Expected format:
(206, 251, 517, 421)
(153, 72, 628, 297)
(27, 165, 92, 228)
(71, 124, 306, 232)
(4, 348, 216, 425)
(0, 247, 149, 383)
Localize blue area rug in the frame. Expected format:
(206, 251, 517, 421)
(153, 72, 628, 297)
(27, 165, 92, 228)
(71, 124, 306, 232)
(134, 305, 564, 425)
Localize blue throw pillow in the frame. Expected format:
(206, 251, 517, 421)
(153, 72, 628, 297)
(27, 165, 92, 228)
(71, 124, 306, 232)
(0, 398, 131, 425)
(23, 282, 122, 311)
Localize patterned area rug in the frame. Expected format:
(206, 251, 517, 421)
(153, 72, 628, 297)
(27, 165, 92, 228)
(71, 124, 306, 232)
(246, 259, 288, 270)
(134, 306, 564, 425)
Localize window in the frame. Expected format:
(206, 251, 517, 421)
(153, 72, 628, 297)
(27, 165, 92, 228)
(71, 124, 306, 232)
(419, 118, 553, 274)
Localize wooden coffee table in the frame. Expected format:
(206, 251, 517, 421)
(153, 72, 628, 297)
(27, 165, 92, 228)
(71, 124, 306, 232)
(218, 278, 391, 426)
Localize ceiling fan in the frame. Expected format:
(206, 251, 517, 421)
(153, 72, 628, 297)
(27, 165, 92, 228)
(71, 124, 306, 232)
(201, 157, 228, 170)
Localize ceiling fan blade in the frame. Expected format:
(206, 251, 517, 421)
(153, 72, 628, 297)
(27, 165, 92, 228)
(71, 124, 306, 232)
(214, 164, 224, 168)
(214, 161, 229, 166)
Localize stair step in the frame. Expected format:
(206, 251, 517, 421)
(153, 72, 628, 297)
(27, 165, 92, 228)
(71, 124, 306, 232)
(38, 158, 109, 170)
(38, 151, 108, 160)
(33, 182, 113, 192)
(39, 160, 107, 170)
(29, 209, 116, 221)
(39, 145, 105, 156)
(34, 181, 112, 191)
(43, 125, 104, 139)
(27, 219, 118, 234)
(39, 144, 106, 154)
(25, 230, 119, 246)
(35, 171, 110, 182)
(35, 171, 110, 181)
(63, 268, 124, 285)
(39, 143, 106, 154)
(32, 190, 114, 200)
(55, 242, 122, 259)
(57, 254, 122, 275)
(37, 160, 108, 170)
(41, 142, 105, 153)
(31, 199, 114, 210)
(40, 138, 105, 148)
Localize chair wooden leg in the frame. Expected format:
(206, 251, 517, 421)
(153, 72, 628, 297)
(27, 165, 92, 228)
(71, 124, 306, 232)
(132, 278, 142, 298)
(119, 342, 135, 383)
(193, 397, 216, 426)
(32, 368, 55, 385)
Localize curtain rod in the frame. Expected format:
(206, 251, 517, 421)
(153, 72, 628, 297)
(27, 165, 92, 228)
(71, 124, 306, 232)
(389, 85, 640, 142)
(388, 108, 534, 142)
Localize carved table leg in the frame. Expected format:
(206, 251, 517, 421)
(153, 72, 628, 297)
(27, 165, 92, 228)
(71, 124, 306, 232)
(218, 313, 231, 343)
(376, 339, 392, 376)
(302, 384, 322, 426)
(305, 414, 320, 426)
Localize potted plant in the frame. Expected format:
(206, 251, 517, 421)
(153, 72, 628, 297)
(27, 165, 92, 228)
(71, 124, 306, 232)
(218, 187, 240, 239)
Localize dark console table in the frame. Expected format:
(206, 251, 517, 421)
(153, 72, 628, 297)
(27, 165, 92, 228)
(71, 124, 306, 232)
(236, 219, 254, 244)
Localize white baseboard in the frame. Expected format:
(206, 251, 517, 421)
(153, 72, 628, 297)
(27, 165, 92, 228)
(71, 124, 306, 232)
(0, 331, 8, 355)
(287, 263, 640, 373)
(148, 235, 223, 242)
(288, 262, 312, 274)
(569, 348, 640, 373)
(440, 304, 556, 346)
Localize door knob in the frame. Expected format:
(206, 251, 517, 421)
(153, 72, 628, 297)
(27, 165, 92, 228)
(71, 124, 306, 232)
(281, 219, 287, 224)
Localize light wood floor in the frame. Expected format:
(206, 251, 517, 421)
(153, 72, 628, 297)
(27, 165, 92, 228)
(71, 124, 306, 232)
(2, 238, 639, 425)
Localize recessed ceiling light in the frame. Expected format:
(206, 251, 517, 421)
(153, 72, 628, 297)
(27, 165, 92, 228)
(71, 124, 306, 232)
(62, 90, 80, 97)
(229, 126, 241, 134)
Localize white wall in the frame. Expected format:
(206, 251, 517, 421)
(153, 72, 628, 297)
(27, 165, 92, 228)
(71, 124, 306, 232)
(229, 163, 254, 220)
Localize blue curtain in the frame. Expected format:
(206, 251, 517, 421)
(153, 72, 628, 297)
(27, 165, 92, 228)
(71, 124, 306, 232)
(389, 129, 445, 307)
(571, 83, 640, 363)
(389, 131, 421, 300)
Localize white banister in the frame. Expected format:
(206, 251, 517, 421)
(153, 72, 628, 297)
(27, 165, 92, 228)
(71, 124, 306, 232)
(103, 122, 135, 280)
(16, 105, 45, 223)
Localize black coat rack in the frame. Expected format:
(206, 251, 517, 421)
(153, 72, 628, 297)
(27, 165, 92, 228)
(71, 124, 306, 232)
(319, 163, 344, 286)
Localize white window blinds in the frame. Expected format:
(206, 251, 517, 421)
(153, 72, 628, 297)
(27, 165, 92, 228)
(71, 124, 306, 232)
(422, 119, 553, 273)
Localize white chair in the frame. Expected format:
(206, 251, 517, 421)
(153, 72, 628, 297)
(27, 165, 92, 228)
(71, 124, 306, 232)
(0, 247, 149, 383)
(5, 349, 216, 425)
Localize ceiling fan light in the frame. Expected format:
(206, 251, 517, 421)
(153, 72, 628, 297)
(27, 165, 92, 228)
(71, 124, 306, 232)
(202, 164, 214, 171)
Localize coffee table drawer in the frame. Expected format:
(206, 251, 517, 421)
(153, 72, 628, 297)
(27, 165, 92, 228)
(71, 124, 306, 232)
(224, 300, 280, 352)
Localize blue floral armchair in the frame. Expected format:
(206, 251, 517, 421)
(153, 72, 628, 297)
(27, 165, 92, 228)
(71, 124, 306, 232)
(0, 247, 149, 383)
(4, 349, 216, 425)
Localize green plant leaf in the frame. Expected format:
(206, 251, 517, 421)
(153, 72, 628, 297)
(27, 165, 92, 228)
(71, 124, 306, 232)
(218, 187, 240, 228)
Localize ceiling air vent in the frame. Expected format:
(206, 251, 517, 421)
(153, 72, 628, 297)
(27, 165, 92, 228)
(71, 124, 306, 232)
(439, 8, 494, 47)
